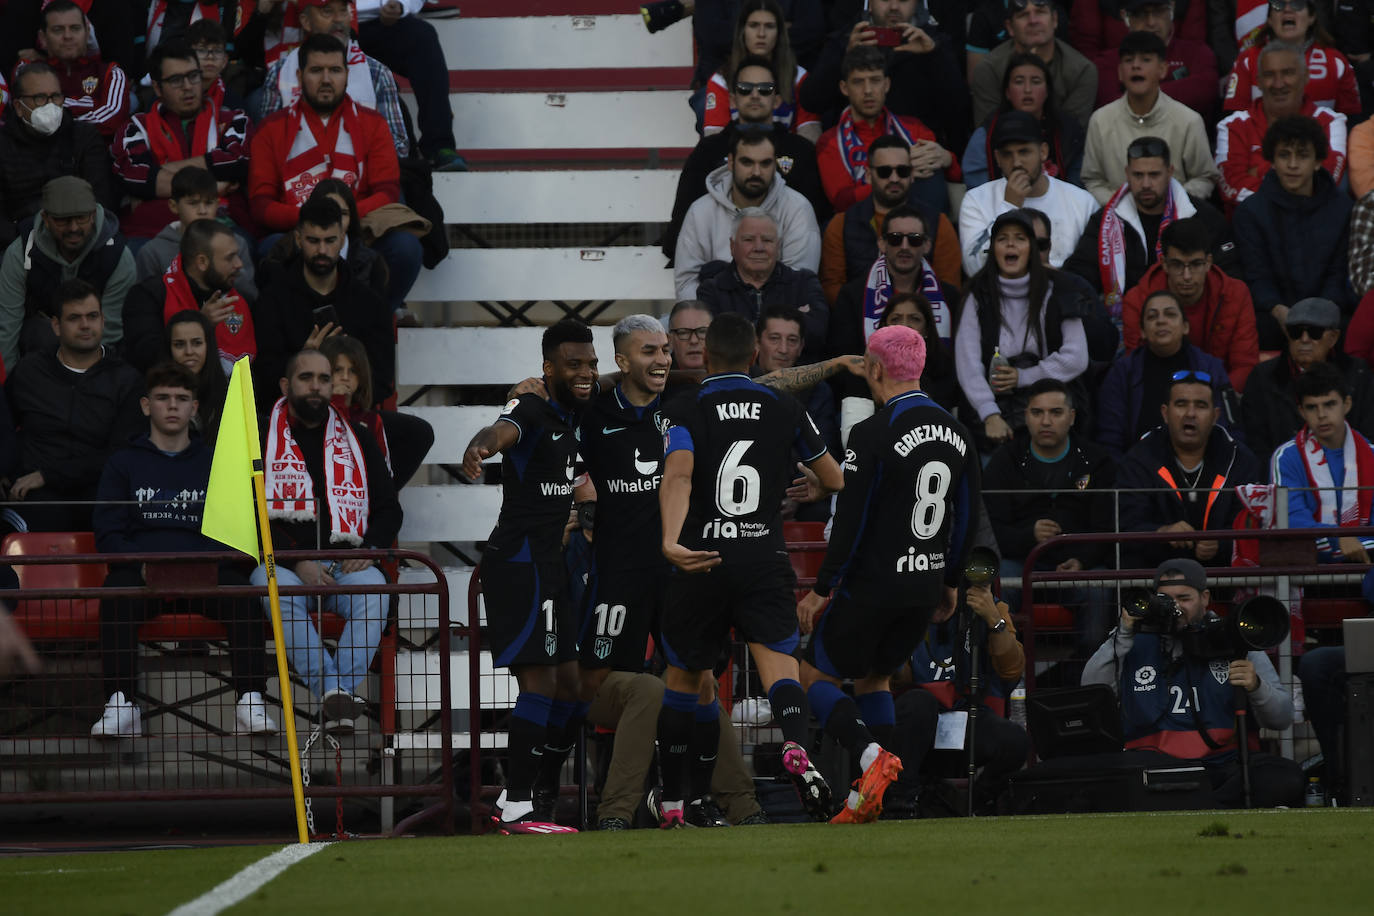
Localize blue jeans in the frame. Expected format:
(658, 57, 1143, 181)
(251, 562, 387, 697)
(370, 230, 423, 313)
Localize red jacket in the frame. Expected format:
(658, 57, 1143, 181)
(816, 108, 956, 212)
(1224, 42, 1360, 117)
(1121, 261, 1261, 391)
(1215, 99, 1347, 210)
(247, 101, 401, 232)
(49, 55, 130, 138)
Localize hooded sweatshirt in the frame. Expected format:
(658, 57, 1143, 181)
(672, 164, 821, 300)
(93, 433, 219, 554)
(133, 220, 259, 302)
(0, 206, 135, 371)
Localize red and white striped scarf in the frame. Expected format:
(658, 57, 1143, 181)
(1297, 422, 1374, 528)
(1097, 180, 1177, 318)
(161, 254, 256, 365)
(274, 39, 377, 111)
(1235, 0, 1269, 51)
(143, 99, 222, 164)
(266, 397, 370, 546)
(279, 96, 366, 206)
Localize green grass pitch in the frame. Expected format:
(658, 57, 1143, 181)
(2, 809, 1370, 915)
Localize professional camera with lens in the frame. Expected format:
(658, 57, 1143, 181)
(1178, 596, 1290, 661)
(1121, 587, 1181, 633)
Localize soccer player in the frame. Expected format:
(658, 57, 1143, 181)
(657, 312, 845, 825)
(461, 319, 598, 834)
(797, 324, 981, 823)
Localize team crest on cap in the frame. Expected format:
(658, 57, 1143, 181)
(82, 75, 99, 95)
(1210, 660, 1229, 685)
(777, 155, 794, 175)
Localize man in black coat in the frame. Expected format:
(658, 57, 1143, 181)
(1064, 135, 1235, 300)
(251, 197, 394, 411)
(696, 209, 829, 362)
(1117, 371, 1263, 568)
(983, 377, 1116, 654)
(661, 55, 826, 263)
(0, 61, 118, 248)
(1241, 297, 1374, 464)
(4, 278, 143, 531)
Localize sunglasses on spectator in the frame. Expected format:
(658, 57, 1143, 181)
(1006, 0, 1051, 11)
(883, 231, 927, 247)
(1286, 324, 1330, 341)
(670, 326, 710, 341)
(1127, 137, 1170, 161)
(872, 164, 913, 179)
(1269, 0, 1309, 11)
(157, 69, 203, 88)
(1170, 370, 1212, 384)
(20, 92, 65, 107)
(733, 81, 776, 96)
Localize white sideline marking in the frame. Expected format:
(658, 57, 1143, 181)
(164, 842, 329, 916)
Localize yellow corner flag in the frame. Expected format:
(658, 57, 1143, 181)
(201, 357, 310, 845)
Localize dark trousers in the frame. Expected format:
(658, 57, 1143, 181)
(358, 16, 456, 157)
(99, 564, 268, 700)
(18, 488, 96, 533)
(889, 687, 1029, 800)
(1300, 647, 1348, 793)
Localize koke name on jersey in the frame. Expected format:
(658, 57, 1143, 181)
(716, 402, 761, 421)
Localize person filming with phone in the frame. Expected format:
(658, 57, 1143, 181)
(252, 197, 394, 411)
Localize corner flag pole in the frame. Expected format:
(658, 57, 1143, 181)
(252, 460, 310, 845)
(202, 358, 309, 844)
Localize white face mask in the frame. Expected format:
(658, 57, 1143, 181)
(26, 102, 64, 136)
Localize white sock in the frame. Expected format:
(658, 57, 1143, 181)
(501, 799, 534, 822)
(859, 742, 881, 773)
(662, 799, 685, 815)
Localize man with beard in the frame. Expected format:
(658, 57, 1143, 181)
(820, 135, 960, 301)
(121, 218, 256, 373)
(250, 348, 401, 735)
(251, 197, 393, 409)
(248, 32, 417, 314)
(0, 175, 135, 371)
(35, 0, 131, 138)
(674, 131, 820, 300)
(111, 40, 252, 239)
(259, 0, 412, 160)
(247, 34, 404, 235)
(958, 111, 1099, 274)
(5, 279, 143, 532)
(461, 319, 599, 834)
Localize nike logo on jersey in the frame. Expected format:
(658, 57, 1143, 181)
(633, 448, 659, 476)
(551, 433, 565, 440)
(602, 426, 628, 435)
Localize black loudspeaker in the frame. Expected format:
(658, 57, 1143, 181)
(1347, 674, 1374, 807)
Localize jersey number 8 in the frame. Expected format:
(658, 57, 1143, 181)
(911, 461, 951, 539)
(715, 439, 761, 516)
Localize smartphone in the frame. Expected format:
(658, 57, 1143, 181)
(872, 26, 903, 47)
(312, 305, 340, 328)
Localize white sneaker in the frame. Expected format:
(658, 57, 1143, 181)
(235, 692, 279, 735)
(91, 691, 141, 738)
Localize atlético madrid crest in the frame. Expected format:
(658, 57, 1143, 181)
(594, 637, 612, 660)
(545, 633, 558, 656)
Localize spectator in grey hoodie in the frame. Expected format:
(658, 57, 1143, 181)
(674, 130, 820, 300)
(132, 166, 257, 302)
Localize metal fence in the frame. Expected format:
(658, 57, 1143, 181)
(0, 545, 460, 838)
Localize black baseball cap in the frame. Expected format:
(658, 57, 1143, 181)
(1154, 558, 1207, 592)
(990, 110, 1044, 148)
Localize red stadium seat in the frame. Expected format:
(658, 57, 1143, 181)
(1031, 603, 1076, 631)
(784, 521, 826, 597)
(3, 531, 105, 642)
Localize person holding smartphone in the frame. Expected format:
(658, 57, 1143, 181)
(251, 196, 394, 411)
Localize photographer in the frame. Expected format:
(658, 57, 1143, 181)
(1082, 559, 1304, 808)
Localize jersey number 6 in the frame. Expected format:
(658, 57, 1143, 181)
(715, 439, 761, 517)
